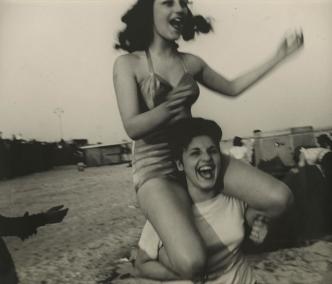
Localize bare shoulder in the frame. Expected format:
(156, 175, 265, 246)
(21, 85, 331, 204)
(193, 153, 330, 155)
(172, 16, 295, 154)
(113, 51, 148, 81)
(180, 52, 206, 75)
(113, 53, 140, 71)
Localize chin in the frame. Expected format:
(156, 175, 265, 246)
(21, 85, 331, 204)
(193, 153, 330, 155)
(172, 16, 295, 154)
(199, 181, 218, 192)
(166, 31, 181, 41)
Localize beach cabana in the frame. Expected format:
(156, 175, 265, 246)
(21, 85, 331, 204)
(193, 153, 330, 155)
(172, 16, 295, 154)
(80, 143, 131, 167)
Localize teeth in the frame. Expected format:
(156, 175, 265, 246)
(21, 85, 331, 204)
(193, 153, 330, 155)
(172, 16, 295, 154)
(170, 18, 184, 31)
(200, 166, 212, 171)
(197, 165, 215, 180)
(198, 170, 212, 179)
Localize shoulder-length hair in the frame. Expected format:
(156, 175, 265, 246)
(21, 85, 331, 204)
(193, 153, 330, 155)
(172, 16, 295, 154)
(115, 0, 213, 53)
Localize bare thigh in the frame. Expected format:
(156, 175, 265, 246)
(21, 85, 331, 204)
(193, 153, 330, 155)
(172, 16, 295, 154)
(221, 155, 292, 217)
(137, 177, 206, 275)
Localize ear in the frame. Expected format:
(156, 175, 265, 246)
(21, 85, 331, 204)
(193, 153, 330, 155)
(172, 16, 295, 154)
(175, 160, 184, 172)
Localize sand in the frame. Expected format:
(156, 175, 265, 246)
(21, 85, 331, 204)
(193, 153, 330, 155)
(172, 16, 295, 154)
(0, 165, 331, 284)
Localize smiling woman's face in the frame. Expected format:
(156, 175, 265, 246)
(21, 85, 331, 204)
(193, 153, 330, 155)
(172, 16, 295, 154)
(153, 0, 189, 42)
(178, 135, 222, 194)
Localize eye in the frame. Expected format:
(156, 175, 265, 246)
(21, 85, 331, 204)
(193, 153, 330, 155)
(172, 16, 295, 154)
(180, 0, 192, 8)
(208, 147, 219, 155)
(162, 0, 174, 7)
(189, 150, 200, 157)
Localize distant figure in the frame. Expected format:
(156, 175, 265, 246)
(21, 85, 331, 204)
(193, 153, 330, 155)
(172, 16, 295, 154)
(317, 134, 332, 150)
(297, 146, 331, 168)
(296, 146, 332, 187)
(279, 146, 332, 243)
(229, 136, 253, 164)
(0, 205, 68, 284)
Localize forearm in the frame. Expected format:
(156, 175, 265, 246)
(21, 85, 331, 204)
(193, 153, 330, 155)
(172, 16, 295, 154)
(228, 53, 282, 96)
(198, 52, 282, 97)
(0, 214, 46, 237)
(136, 260, 179, 281)
(124, 105, 170, 140)
(0, 215, 18, 236)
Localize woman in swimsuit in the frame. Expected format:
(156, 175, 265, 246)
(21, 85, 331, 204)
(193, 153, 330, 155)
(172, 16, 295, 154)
(113, 0, 303, 280)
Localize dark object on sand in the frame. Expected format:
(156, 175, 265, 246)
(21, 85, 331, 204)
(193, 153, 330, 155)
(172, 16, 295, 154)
(77, 162, 87, 172)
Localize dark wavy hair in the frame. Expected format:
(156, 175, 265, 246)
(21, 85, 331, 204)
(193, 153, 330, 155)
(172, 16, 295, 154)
(169, 117, 222, 160)
(115, 0, 213, 52)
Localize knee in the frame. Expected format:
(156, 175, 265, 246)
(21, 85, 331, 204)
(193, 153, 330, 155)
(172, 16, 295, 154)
(173, 248, 207, 280)
(269, 181, 294, 217)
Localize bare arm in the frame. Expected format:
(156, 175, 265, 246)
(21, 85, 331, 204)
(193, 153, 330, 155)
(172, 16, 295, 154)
(0, 206, 67, 240)
(195, 30, 304, 97)
(221, 156, 293, 218)
(113, 55, 191, 140)
(135, 248, 179, 281)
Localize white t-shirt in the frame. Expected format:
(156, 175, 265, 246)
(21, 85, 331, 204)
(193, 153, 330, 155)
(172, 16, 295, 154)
(300, 147, 330, 165)
(138, 194, 255, 284)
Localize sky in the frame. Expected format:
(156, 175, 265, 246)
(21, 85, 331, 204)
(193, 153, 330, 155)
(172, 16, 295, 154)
(0, 0, 331, 144)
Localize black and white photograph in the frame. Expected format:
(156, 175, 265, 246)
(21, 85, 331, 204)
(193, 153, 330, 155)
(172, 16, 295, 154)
(0, 0, 331, 283)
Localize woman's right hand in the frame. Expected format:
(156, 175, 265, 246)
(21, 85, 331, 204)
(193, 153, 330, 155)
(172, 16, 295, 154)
(159, 84, 194, 123)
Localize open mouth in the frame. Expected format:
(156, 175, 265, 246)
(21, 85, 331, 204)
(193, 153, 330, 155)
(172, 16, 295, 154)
(169, 17, 184, 33)
(197, 165, 215, 180)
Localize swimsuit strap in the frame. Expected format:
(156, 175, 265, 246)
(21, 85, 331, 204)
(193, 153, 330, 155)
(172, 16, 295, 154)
(147, 49, 188, 74)
(179, 53, 188, 73)
(145, 50, 155, 75)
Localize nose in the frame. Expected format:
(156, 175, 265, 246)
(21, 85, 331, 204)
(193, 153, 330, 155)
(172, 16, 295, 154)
(201, 151, 212, 162)
(173, 0, 186, 13)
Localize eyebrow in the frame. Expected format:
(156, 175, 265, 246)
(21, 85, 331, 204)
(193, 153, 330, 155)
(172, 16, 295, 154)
(188, 145, 217, 151)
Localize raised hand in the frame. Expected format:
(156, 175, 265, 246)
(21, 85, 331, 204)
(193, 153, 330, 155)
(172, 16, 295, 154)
(277, 29, 304, 60)
(44, 205, 69, 224)
(18, 205, 68, 240)
(162, 84, 194, 123)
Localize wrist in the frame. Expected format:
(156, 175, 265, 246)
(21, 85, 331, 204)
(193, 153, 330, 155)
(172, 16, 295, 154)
(275, 48, 287, 64)
(156, 103, 172, 122)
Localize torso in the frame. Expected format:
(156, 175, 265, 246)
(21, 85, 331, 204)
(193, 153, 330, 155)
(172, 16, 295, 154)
(192, 195, 255, 284)
(128, 50, 201, 190)
(135, 50, 200, 112)
(139, 194, 256, 283)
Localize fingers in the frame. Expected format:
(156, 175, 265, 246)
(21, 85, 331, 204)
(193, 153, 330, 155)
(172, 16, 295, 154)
(47, 205, 65, 212)
(250, 216, 268, 244)
(298, 28, 304, 45)
(254, 215, 264, 222)
(169, 83, 193, 93)
(286, 28, 304, 48)
(294, 29, 304, 47)
(168, 85, 194, 98)
(46, 213, 68, 224)
(167, 98, 187, 111)
(45, 207, 69, 224)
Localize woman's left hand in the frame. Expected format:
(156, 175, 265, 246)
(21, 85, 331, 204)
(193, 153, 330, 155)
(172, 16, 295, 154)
(249, 215, 268, 244)
(276, 29, 304, 60)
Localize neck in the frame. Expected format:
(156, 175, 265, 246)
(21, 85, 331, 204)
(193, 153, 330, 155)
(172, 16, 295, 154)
(149, 33, 177, 57)
(187, 184, 219, 204)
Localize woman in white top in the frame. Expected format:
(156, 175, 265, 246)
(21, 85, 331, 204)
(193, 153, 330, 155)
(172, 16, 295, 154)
(135, 118, 268, 283)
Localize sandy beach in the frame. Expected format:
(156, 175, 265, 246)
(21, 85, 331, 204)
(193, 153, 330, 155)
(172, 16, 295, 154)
(1, 165, 331, 284)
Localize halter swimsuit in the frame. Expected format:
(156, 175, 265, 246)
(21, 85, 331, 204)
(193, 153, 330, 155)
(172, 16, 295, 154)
(132, 50, 200, 191)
